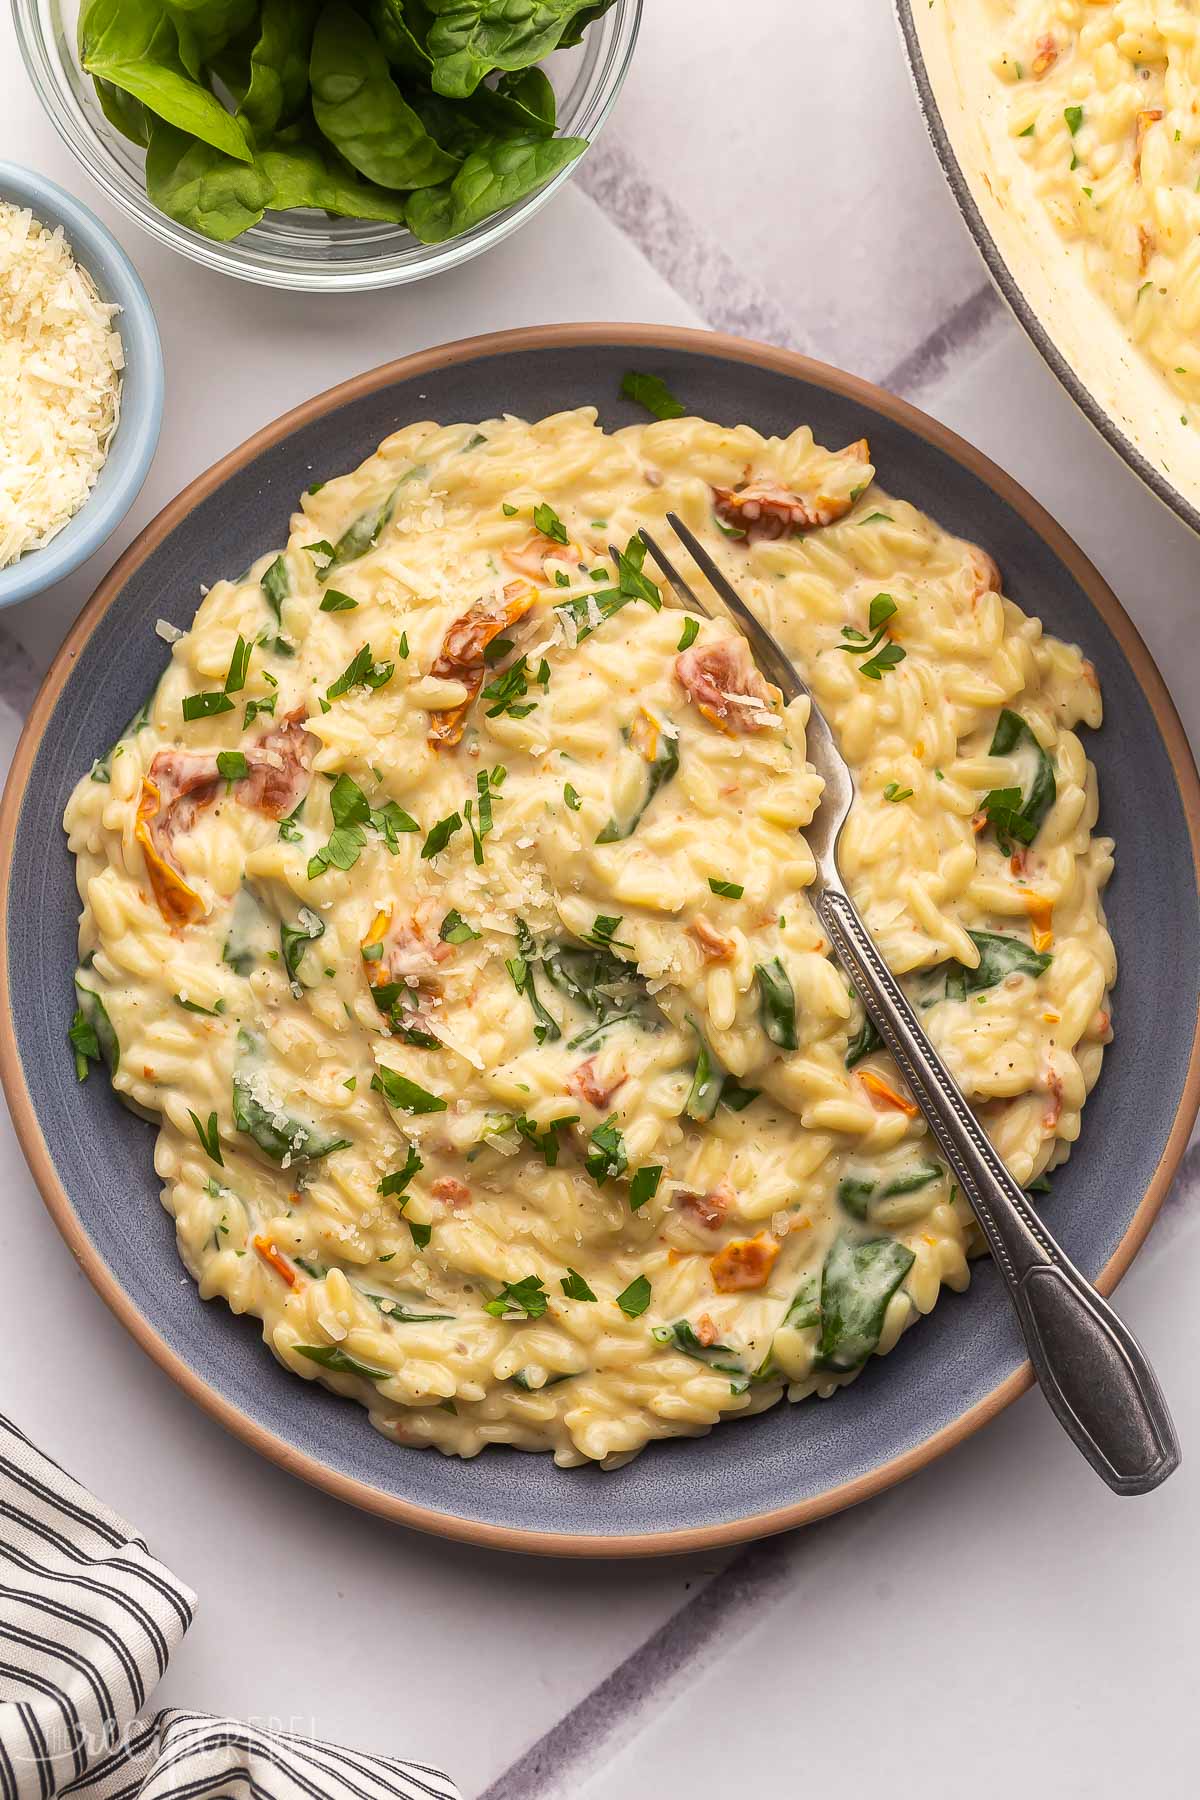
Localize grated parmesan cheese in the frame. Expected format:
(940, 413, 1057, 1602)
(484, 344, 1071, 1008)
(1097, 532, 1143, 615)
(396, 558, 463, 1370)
(0, 202, 124, 569)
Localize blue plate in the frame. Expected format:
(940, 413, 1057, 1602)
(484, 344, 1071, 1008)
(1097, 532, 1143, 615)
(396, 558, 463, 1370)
(3, 326, 1197, 1554)
(0, 162, 164, 611)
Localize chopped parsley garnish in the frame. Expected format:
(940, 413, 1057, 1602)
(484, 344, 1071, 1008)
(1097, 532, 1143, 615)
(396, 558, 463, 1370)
(561, 1269, 597, 1302)
(409, 1220, 432, 1250)
(485, 1275, 549, 1319)
(243, 693, 277, 726)
(708, 878, 743, 898)
(629, 1165, 662, 1212)
(620, 370, 686, 419)
(378, 1145, 423, 1197)
(439, 909, 480, 944)
(1065, 104, 1083, 135)
(320, 590, 358, 612)
(533, 501, 569, 545)
(502, 502, 518, 517)
(188, 1108, 223, 1167)
(216, 750, 248, 783)
(615, 535, 661, 610)
(398, 632, 409, 659)
(677, 616, 700, 651)
(482, 655, 536, 719)
(585, 1115, 628, 1185)
(371, 1068, 447, 1114)
(513, 1112, 578, 1166)
(882, 782, 913, 803)
(182, 690, 234, 721)
(278, 796, 305, 843)
(615, 1274, 652, 1318)
(421, 810, 463, 860)
(307, 775, 414, 878)
(838, 594, 906, 680)
(327, 644, 394, 700)
(858, 511, 894, 525)
(464, 768, 498, 864)
(583, 913, 634, 952)
(564, 782, 582, 811)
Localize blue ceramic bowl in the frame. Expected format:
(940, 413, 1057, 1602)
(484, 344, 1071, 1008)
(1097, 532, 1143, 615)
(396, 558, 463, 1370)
(0, 161, 163, 610)
(3, 327, 1198, 1555)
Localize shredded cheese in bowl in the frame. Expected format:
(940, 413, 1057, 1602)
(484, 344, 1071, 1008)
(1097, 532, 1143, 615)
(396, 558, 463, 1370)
(0, 200, 123, 569)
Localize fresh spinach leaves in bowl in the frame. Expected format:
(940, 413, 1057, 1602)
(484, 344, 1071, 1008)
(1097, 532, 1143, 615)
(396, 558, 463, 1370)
(77, 0, 615, 245)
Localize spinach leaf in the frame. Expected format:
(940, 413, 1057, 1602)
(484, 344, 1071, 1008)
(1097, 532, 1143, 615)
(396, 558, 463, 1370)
(505, 920, 561, 1044)
(296, 1343, 390, 1379)
(310, 2, 460, 190)
(92, 76, 151, 147)
(372, 0, 432, 72)
(145, 121, 272, 240)
(595, 719, 679, 842)
(239, 0, 317, 140)
(982, 709, 1056, 852)
(511, 1367, 572, 1390)
(281, 908, 325, 995)
(816, 1233, 915, 1372)
(946, 930, 1052, 1000)
(222, 881, 276, 974)
(755, 957, 797, 1050)
(371, 1066, 448, 1113)
(71, 982, 119, 1079)
(424, 0, 606, 96)
(844, 997, 881, 1068)
(837, 1163, 942, 1221)
(406, 133, 585, 242)
(781, 1275, 820, 1331)
(652, 1320, 750, 1393)
(165, 0, 257, 70)
(260, 141, 409, 220)
(233, 1031, 350, 1162)
(620, 370, 686, 419)
(327, 484, 405, 569)
(261, 554, 289, 619)
(79, 0, 255, 162)
(539, 935, 651, 1046)
(684, 1020, 723, 1121)
(367, 1293, 453, 1323)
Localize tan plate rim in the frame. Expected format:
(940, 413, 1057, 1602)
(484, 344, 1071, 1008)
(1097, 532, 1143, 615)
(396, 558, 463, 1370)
(3, 320, 1199, 1558)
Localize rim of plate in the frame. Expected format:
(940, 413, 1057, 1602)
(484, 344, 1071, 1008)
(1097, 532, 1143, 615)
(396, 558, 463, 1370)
(3, 322, 1199, 1558)
(891, 0, 1200, 543)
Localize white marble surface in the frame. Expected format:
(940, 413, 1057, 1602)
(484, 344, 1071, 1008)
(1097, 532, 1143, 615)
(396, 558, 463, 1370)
(2, 4, 1200, 1797)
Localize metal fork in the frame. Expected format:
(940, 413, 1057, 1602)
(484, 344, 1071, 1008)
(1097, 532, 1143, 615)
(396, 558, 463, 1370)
(638, 513, 1180, 1495)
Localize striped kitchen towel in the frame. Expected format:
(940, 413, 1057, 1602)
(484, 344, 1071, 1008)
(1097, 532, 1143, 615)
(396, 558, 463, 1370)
(0, 1412, 460, 1800)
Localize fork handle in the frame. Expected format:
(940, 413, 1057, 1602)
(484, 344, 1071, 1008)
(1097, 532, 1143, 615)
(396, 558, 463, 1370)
(816, 882, 1180, 1496)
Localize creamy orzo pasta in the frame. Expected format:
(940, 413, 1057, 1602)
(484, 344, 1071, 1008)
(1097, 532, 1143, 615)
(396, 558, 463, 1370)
(64, 406, 1114, 1467)
(989, 0, 1200, 408)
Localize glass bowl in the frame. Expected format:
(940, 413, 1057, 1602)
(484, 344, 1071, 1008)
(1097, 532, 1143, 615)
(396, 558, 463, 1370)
(12, 0, 641, 291)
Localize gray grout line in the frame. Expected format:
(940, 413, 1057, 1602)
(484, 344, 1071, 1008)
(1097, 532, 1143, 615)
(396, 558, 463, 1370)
(574, 140, 811, 356)
(475, 1535, 791, 1800)
(0, 622, 40, 717)
(883, 279, 1008, 400)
